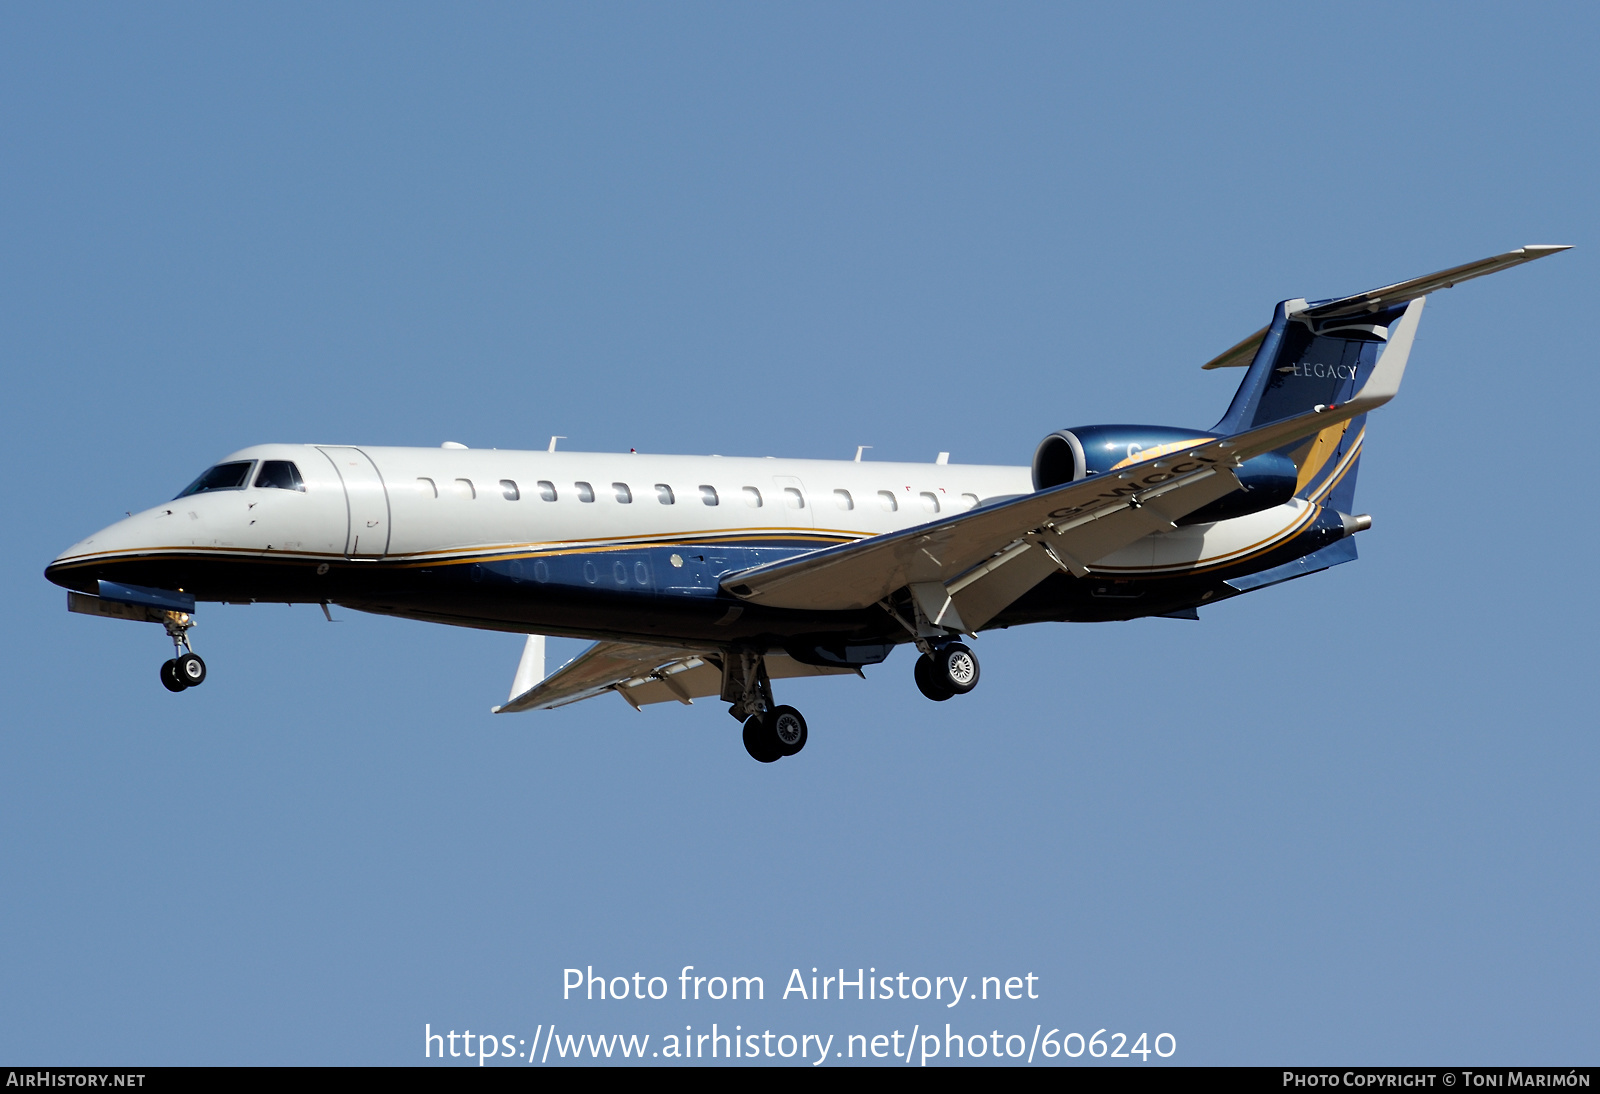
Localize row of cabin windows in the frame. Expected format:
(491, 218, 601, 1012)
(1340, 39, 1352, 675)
(414, 478, 979, 514)
(172, 461, 980, 514)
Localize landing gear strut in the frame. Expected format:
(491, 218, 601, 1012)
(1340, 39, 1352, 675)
(914, 642, 980, 702)
(158, 613, 206, 692)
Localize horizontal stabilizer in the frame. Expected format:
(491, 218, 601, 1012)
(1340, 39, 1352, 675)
(1200, 324, 1271, 371)
(1202, 244, 1570, 369)
(1300, 244, 1570, 321)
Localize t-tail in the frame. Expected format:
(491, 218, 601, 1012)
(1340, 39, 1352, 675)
(1203, 245, 1571, 513)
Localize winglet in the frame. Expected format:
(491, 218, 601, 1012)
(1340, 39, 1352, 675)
(1343, 295, 1424, 411)
(492, 634, 546, 713)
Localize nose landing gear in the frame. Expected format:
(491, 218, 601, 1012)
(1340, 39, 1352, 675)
(158, 614, 206, 692)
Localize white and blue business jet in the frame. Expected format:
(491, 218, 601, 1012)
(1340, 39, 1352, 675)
(47, 246, 1568, 762)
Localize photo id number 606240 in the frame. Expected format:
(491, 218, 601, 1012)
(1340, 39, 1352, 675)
(1040, 1030, 1175, 1060)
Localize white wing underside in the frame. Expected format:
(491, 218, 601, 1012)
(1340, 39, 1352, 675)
(494, 641, 856, 714)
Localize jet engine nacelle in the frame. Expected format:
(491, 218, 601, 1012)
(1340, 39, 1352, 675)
(1033, 423, 1299, 525)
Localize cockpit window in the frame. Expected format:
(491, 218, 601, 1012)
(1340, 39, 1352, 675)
(177, 461, 255, 498)
(254, 461, 305, 492)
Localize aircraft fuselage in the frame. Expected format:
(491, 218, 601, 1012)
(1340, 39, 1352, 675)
(45, 442, 1351, 655)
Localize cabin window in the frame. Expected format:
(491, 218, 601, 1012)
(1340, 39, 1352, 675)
(783, 487, 805, 509)
(417, 477, 437, 498)
(176, 461, 254, 498)
(453, 478, 476, 499)
(254, 461, 305, 492)
(537, 480, 557, 501)
(960, 493, 979, 510)
(656, 484, 675, 505)
(743, 487, 763, 508)
(699, 485, 719, 506)
(877, 490, 898, 513)
(576, 481, 595, 503)
(613, 482, 632, 503)
(834, 489, 854, 511)
(920, 491, 940, 514)
(500, 479, 520, 501)
(613, 560, 628, 585)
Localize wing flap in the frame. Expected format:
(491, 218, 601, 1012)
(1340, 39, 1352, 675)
(945, 543, 1061, 631)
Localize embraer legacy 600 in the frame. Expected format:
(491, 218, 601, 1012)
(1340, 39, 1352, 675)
(47, 246, 1568, 762)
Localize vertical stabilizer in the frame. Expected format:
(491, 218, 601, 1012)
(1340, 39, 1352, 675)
(1210, 297, 1427, 509)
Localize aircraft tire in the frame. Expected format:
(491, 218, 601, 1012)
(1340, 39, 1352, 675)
(742, 714, 782, 763)
(175, 653, 207, 688)
(914, 654, 954, 702)
(934, 643, 979, 694)
(770, 705, 808, 757)
(160, 659, 188, 692)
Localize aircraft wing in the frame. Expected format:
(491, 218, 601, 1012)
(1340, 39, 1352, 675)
(720, 298, 1425, 629)
(493, 640, 856, 714)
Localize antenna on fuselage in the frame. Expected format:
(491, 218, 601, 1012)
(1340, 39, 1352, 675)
(548, 436, 565, 452)
(855, 445, 871, 462)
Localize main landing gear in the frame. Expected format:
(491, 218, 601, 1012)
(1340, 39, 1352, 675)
(725, 649, 809, 764)
(157, 613, 206, 693)
(913, 642, 980, 702)
(742, 705, 809, 764)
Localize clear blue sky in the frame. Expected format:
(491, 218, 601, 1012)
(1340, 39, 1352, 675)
(2, 2, 1594, 1066)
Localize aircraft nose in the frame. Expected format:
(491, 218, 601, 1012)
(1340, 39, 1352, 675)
(44, 508, 182, 594)
(46, 523, 122, 592)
